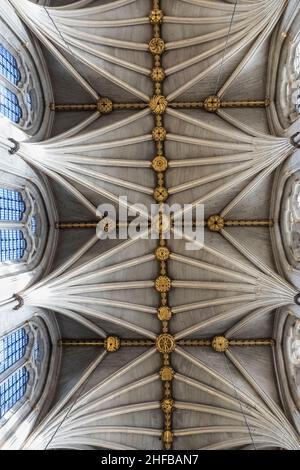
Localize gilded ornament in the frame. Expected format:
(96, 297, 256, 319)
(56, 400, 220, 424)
(152, 126, 166, 141)
(155, 276, 171, 293)
(224, 219, 273, 227)
(154, 186, 168, 202)
(149, 95, 168, 114)
(152, 156, 168, 172)
(151, 67, 165, 82)
(98, 217, 116, 234)
(264, 98, 271, 107)
(156, 334, 176, 353)
(161, 398, 174, 413)
(149, 9, 164, 24)
(155, 246, 170, 261)
(204, 95, 221, 113)
(162, 430, 173, 446)
(207, 214, 224, 232)
(159, 366, 174, 381)
(149, 38, 165, 55)
(211, 336, 229, 353)
(55, 222, 98, 229)
(104, 336, 121, 352)
(97, 98, 113, 114)
(158, 306, 172, 321)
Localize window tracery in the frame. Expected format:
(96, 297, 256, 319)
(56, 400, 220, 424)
(0, 186, 40, 265)
(0, 85, 22, 124)
(0, 44, 21, 86)
(0, 318, 50, 424)
(0, 328, 29, 375)
(0, 29, 44, 132)
(281, 173, 300, 266)
(281, 40, 300, 123)
(0, 366, 29, 419)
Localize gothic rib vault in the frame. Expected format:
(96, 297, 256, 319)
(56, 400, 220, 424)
(0, 0, 300, 450)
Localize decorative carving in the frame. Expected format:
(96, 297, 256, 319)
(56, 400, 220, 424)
(221, 99, 270, 108)
(155, 246, 170, 261)
(156, 334, 176, 353)
(149, 95, 168, 114)
(207, 215, 225, 232)
(60, 338, 155, 348)
(169, 101, 204, 110)
(158, 306, 172, 321)
(97, 98, 113, 114)
(151, 66, 165, 82)
(204, 95, 221, 112)
(211, 336, 229, 353)
(176, 337, 273, 348)
(159, 366, 175, 381)
(49, 103, 98, 112)
(152, 126, 167, 141)
(149, 9, 164, 24)
(104, 336, 121, 352)
(113, 103, 147, 111)
(154, 186, 169, 202)
(149, 38, 165, 55)
(120, 339, 154, 347)
(58, 339, 104, 347)
(162, 430, 174, 447)
(229, 339, 274, 347)
(149, 1, 174, 451)
(155, 276, 172, 293)
(178, 339, 211, 347)
(224, 219, 273, 227)
(161, 398, 174, 413)
(55, 221, 98, 229)
(51, 98, 270, 115)
(152, 156, 168, 172)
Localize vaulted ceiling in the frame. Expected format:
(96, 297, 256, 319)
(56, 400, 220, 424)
(1, 0, 300, 450)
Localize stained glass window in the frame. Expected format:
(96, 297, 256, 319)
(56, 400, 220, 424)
(0, 189, 25, 222)
(0, 328, 29, 375)
(0, 44, 21, 85)
(0, 367, 29, 419)
(30, 216, 37, 235)
(0, 84, 22, 123)
(0, 230, 26, 262)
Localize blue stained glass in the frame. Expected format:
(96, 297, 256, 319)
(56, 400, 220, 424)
(0, 229, 26, 262)
(30, 216, 37, 235)
(0, 45, 21, 85)
(0, 328, 29, 374)
(0, 84, 22, 123)
(0, 188, 25, 222)
(0, 367, 29, 419)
